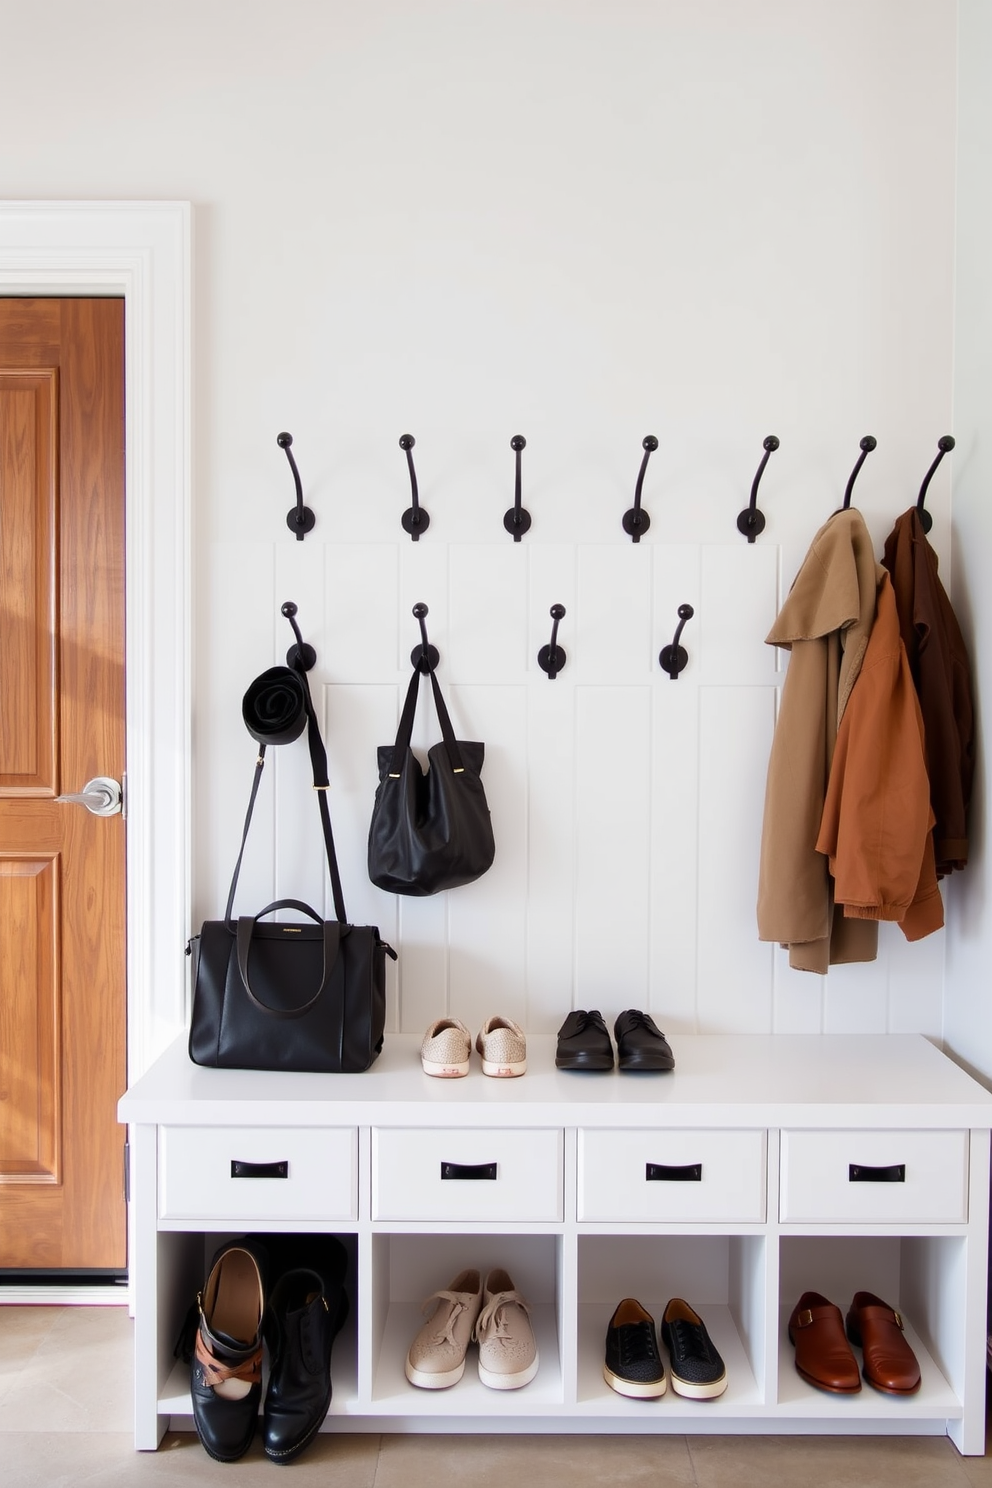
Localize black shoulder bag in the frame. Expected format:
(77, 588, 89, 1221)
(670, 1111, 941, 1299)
(367, 661, 495, 896)
(189, 657, 396, 1073)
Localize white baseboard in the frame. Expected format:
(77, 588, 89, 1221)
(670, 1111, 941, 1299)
(0, 1285, 130, 1307)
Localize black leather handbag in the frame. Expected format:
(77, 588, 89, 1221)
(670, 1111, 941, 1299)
(367, 662, 495, 896)
(189, 655, 396, 1073)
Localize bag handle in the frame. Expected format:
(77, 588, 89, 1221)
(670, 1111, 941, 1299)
(236, 900, 342, 1018)
(224, 650, 348, 928)
(386, 665, 466, 778)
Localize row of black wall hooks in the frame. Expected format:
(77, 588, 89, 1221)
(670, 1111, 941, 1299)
(278, 431, 956, 545)
(283, 598, 694, 685)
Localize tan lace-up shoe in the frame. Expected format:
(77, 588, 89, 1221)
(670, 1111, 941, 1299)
(404, 1270, 483, 1388)
(475, 1016, 527, 1077)
(474, 1268, 539, 1389)
(420, 1018, 472, 1078)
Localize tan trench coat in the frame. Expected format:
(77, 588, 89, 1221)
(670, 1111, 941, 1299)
(757, 508, 881, 973)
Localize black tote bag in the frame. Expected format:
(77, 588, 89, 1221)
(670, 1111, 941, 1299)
(367, 664, 495, 896)
(189, 654, 396, 1073)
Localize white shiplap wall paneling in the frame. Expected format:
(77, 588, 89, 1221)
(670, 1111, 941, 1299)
(696, 685, 776, 1033)
(447, 685, 529, 1032)
(324, 545, 400, 683)
(397, 895, 450, 1039)
(772, 955, 826, 1036)
(448, 545, 529, 682)
(322, 682, 401, 1032)
(823, 955, 891, 1035)
(576, 545, 654, 683)
(649, 670, 701, 1033)
(574, 686, 653, 1018)
(322, 683, 400, 928)
(699, 543, 780, 687)
(886, 921, 945, 1038)
(526, 681, 578, 1032)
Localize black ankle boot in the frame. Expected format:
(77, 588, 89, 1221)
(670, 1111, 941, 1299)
(262, 1238, 349, 1464)
(190, 1238, 267, 1463)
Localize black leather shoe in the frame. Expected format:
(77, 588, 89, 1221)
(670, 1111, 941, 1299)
(555, 1009, 614, 1070)
(190, 1239, 267, 1463)
(604, 1297, 667, 1398)
(660, 1298, 727, 1399)
(263, 1237, 349, 1464)
(614, 1010, 675, 1072)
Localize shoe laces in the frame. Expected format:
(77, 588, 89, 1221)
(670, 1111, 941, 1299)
(570, 1010, 605, 1034)
(420, 1290, 470, 1347)
(619, 1321, 659, 1365)
(473, 1290, 530, 1345)
(620, 1010, 656, 1033)
(670, 1317, 713, 1361)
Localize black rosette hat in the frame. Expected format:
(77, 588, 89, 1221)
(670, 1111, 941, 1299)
(242, 665, 308, 746)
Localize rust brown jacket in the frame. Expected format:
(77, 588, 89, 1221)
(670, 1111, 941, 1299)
(816, 572, 943, 940)
(757, 508, 881, 973)
(881, 509, 974, 875)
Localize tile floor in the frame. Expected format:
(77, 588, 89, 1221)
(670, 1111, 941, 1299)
(1, 1304, 990, 1487)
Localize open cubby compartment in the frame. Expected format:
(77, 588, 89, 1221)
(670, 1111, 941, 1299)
(367, 1231, 564, 1415)
(576, 1233, 769, 1416)
(777, 1234, 965, 1420)
(153, 1230, 360, 1428)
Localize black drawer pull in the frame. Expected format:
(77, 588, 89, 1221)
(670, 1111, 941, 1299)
(646, 1162, 702, 1182)
(230, 1159, 288, 1179)
(441, 1161, 497, 1181)
(849, 1163, 905, 1184)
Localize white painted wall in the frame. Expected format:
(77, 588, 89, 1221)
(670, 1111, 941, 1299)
(946, 0, 992, 1083)
(0, 0, 973, 1042)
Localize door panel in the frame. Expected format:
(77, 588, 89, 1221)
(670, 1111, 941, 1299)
(0, 298, 126, 1270)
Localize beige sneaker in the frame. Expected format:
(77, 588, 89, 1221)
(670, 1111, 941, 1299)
(474, 1268, 539, 1389)
(475, 1016, 527, 1078)
(404, 1270, 483, 1389)
(420, 1018, 472, 1078)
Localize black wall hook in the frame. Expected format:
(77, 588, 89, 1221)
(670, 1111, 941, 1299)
(737, 435, 780, 542)
(278, 432, 315, 540)
(842, 435, 877, 510)
(622, 435, 658, 542)
(659, 604, 694, 680)
(504, 435, 532, 540)
(410, 602, 440, 673)
(281, 601, 317, 671)
(916, 435, 955, 535)
(538, 604, 567, 679)
(400, 434, 430, 540)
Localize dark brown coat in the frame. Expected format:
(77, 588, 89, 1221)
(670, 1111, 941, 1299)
(881, 509, 974, 875)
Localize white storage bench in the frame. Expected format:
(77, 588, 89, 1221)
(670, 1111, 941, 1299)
(118, 1032, 992, 1453)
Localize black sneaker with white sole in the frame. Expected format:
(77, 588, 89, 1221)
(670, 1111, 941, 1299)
(603, 1298, 667, 1399)
(660, 1298, 728, 1399)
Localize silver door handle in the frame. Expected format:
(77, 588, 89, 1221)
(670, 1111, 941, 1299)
(56, 775, 123, 817)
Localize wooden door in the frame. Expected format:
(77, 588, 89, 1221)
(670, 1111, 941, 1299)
(0, 298, 126, 1272)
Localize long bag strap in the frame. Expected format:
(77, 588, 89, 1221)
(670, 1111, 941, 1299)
(235, 899, 341, 1018)
(224, 655, 347, 927)
(387, 665, 466, 778)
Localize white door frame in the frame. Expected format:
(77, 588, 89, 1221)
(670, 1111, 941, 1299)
(0, 202, 192, 1085)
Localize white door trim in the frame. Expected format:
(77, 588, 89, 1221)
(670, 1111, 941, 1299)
(0, 201, 192, 1082)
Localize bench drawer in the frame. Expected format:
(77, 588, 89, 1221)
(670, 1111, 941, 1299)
(780, 1129, 969, 1223)
(373, 1127, 563, 1222)
(159, 1125, 357, 1223)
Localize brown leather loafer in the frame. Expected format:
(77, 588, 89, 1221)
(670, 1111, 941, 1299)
(846, 1292, 922, 1395)
(788, 1291, 861, 1394)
